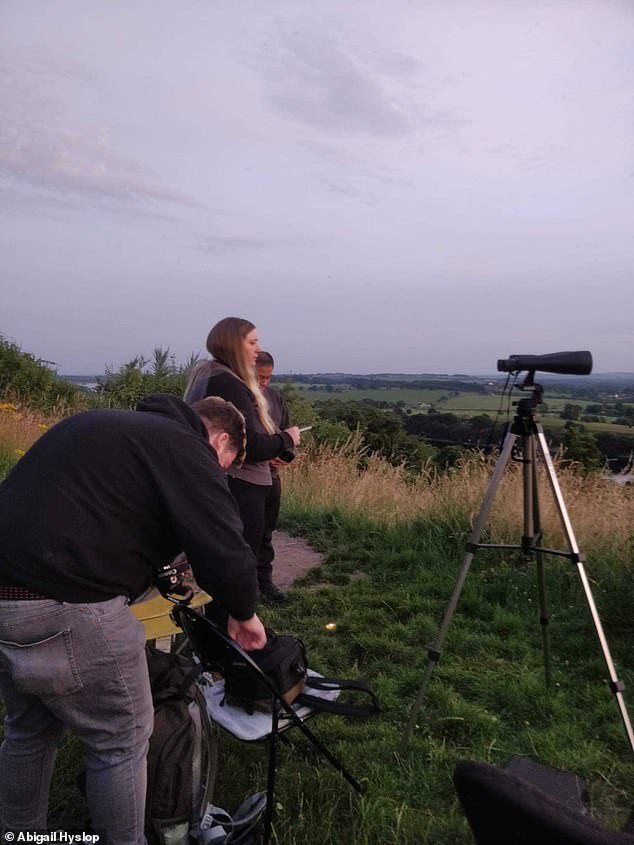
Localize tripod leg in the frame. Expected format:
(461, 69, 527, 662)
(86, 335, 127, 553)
(536, 429, 634, 753)
(526, 434, 552, 687)
(535, 549, 552, 688)
(400, 432, 517, 749)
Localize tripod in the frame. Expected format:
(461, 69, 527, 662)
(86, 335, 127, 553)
(402, 375, 634, 753)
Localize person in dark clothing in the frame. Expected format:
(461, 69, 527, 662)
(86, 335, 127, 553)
(256, 351, 293, 603)
(0, 394, 266, 845)
(184, 318, 300, 605)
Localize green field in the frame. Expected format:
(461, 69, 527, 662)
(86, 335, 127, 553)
(296, 385, 447, 407)
(292, 384, 634, 437)
(539, 416, 634, 436)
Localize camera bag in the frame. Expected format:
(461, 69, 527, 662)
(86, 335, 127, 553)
(224, 632, 308, 713)
(223, 632, 380, 719)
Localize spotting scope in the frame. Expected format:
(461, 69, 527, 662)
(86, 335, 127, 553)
(497, 351, 593, 376)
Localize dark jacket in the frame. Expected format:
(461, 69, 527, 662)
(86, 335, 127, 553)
(204, 367, 294, 485)
(264, 385, 293, 477)
(264, 385, 291, 432)
(0, 394, 258, 618)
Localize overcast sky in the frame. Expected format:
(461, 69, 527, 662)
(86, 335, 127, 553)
(2, 1, 633, 375)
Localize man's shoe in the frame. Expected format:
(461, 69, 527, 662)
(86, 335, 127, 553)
(259, 583, 289, 604)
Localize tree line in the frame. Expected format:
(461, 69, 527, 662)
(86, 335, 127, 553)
(288, 373, 489, 393)
(2, 337, 631, 475)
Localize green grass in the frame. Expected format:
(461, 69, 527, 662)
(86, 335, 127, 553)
(540, 415, 634, 435)
(212, 511, 633, 842)
(226, 508, 632, 843)
(13, 506, 634, 843)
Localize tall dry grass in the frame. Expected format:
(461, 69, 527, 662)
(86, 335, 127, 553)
(284, 442, 633, 562)
(2, 405, 631, 564)
(0, 401, 59, 457)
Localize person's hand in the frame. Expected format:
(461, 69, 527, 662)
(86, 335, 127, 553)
(227, 614, 267, 651)
(284, 426, 301, 447)
(269, 457, 287, 468)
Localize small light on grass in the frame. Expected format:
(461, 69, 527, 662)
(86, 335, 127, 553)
(325, 621, 337, 631)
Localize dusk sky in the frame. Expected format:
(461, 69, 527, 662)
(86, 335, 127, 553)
(2, 1, 633, 375)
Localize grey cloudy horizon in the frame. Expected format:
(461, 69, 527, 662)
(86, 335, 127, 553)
(2, 1, 633, 375)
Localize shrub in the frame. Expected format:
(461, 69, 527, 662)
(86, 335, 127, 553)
(0, 336, 86, 413)
(96, 348, 198, 408)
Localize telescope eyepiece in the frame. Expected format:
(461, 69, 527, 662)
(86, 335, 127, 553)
(497, 351, 592, 376)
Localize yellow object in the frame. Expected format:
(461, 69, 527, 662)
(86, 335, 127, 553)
(132, 591, 211, 640)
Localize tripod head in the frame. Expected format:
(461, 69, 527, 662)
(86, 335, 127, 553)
(506, 379, 544, 440)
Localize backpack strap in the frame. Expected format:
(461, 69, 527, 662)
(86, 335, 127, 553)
(194, 683, 219, 830)
(146, 644, 203, 704)
(295, 676, 381, 718)
(151, 664, 202, 704)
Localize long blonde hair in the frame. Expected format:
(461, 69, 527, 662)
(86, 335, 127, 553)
(206, 317, 276, 434)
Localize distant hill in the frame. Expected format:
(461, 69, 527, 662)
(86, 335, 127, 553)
(276, 371, 634, 392)
(61, 375, 100, 383)
(61, 370, 633, 395)
(280, 371, 633, 379)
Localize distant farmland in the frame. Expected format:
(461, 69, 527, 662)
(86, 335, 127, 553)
(287, 382, 634, 438)
(293, 384, 451, 407)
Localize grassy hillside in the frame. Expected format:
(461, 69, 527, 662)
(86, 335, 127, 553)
(36, 444, 634, 843)
(206, 448, 632, 843)
(2, 351, 632, 842)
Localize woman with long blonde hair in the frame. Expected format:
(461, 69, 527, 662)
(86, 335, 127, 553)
(185, 317, 300, 603)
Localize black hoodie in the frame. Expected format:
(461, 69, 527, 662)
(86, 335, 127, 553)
(0, 394, 258, 619)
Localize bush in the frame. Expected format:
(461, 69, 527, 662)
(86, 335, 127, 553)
(560, 422, 604, 474)
(96, 348, 198, 408)
(0, 336, 86, 412)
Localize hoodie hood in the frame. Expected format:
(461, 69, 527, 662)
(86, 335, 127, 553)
(136, 394, 209, 441)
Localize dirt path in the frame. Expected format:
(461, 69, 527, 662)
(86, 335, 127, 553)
(269, 530, 323, 590)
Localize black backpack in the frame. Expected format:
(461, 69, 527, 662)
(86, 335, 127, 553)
(145, 645, 217, 845)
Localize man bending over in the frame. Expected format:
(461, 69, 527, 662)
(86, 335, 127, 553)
(0, 394, 266, 845)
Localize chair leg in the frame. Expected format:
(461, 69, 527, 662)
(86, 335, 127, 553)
(283, 712, 363, 794)
(262, 707, 279, 844)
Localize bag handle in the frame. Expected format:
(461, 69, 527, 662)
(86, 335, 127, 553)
(295, 676, 381, 718)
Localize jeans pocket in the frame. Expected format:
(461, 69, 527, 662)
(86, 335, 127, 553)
(84, 595, 129, 621)
(0, 629, 83, 696)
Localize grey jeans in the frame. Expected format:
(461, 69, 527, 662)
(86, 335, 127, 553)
(0, 596, 153, 845)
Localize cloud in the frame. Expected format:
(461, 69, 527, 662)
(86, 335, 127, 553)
(315, 174, 377, 205)
(488, 142, 566, 172)
(260, 31, 414, 137)
(195, 235, 271, 255)
(292, 136, 414, 207)
(193, 229, 310, 255)
(0, 53, 200, 211)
